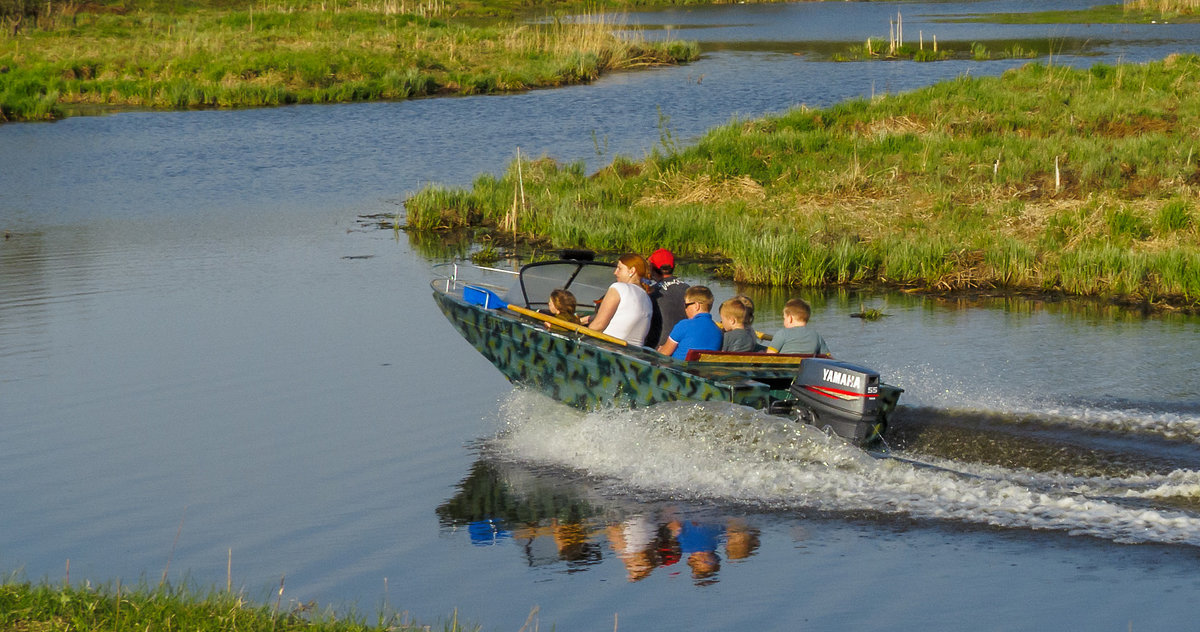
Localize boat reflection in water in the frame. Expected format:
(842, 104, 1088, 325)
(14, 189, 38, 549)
(436, 459, 761, 584)
(606, 514, 761, 584)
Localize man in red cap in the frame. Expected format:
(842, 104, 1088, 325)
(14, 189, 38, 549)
(644, 248, 690, 347)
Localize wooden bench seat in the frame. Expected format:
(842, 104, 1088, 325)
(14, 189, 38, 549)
(683, 349, 830, 364)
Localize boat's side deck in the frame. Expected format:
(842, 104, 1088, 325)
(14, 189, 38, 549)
(432, 287, 800, 408)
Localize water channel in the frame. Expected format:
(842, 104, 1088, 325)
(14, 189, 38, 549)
(2, 0, 1200, 629)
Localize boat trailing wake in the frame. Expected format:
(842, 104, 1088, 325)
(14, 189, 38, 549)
(490, 390, 1200, 548)
(886, 363, 1200, 443)
(907, 399, 1200, 444)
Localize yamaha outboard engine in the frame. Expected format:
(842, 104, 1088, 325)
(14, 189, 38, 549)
(789, 358, 885, 444)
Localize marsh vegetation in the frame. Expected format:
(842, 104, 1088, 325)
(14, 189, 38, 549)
(952, 0, 1200, 24)
(833, 13, 1042, 63)
(0, 0, 698, 121)
(0, 579, 477, 632)
(405, 55, 1200, 311)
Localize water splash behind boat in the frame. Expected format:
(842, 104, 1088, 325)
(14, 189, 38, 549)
(491, 390, 1200, 547)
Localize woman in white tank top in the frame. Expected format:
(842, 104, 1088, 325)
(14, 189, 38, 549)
(585, 253, 653, 346)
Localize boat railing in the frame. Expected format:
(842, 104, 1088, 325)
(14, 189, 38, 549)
(431, 261, 517, 296)
(470, 264, 521, 277)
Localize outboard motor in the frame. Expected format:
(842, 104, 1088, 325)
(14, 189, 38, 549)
(789, 358, 884, 444)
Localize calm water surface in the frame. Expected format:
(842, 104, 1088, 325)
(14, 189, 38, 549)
(3, 1, 1200, 630)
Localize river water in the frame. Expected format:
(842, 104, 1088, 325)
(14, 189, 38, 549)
(2, 0, 1199, 629)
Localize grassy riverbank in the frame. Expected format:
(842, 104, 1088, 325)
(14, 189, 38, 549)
(0, 580, 476, 632)
(946, 0, 1200, 24)
(405, 55, 1200, 312)
(0, 0, 698, 121)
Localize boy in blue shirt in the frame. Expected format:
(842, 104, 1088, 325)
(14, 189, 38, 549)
(657, 286, 724, 360)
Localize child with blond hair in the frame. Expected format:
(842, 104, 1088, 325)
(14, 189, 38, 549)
(719, 298, 761, 352)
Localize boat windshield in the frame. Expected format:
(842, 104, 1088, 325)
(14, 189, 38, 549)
(507, 260, 615, 311)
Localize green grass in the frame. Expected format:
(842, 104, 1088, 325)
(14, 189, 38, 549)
(5, 0, 1193, 121)
(833, 37, 1041, 63)
(944, 1, 1200, 24)
(830, 7, 1149, 63)
(0, 0, 699, 121)
(404, 55, 1200, 312)
(0, 579, 478, 632)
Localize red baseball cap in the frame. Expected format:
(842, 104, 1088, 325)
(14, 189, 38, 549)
(647, 249, 675, 271)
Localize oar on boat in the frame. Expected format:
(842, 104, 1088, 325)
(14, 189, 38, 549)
(462, 285, 628, 346)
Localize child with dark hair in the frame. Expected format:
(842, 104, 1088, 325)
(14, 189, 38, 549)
(548, 288, 581, 325)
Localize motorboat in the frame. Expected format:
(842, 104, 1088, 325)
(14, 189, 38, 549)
(431, 252, 902, 445)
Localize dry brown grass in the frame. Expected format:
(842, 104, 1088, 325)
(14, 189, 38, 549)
(1124, 0, 1200, 13)
(638, 173, 766, 206)
(860, 115, 932, 137)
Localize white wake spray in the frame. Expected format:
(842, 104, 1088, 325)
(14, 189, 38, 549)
(492, 391, 1200, 547)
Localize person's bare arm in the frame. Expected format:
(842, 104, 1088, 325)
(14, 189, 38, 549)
(657, 338, 678, 356)
(587, 287, 621, 332)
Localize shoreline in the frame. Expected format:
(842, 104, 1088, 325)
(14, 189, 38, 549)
(373, 214, 1199, 316)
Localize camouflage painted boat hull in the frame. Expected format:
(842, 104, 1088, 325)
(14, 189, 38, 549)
(432, 284, 902, 445)
(433, 288, 784, 410)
